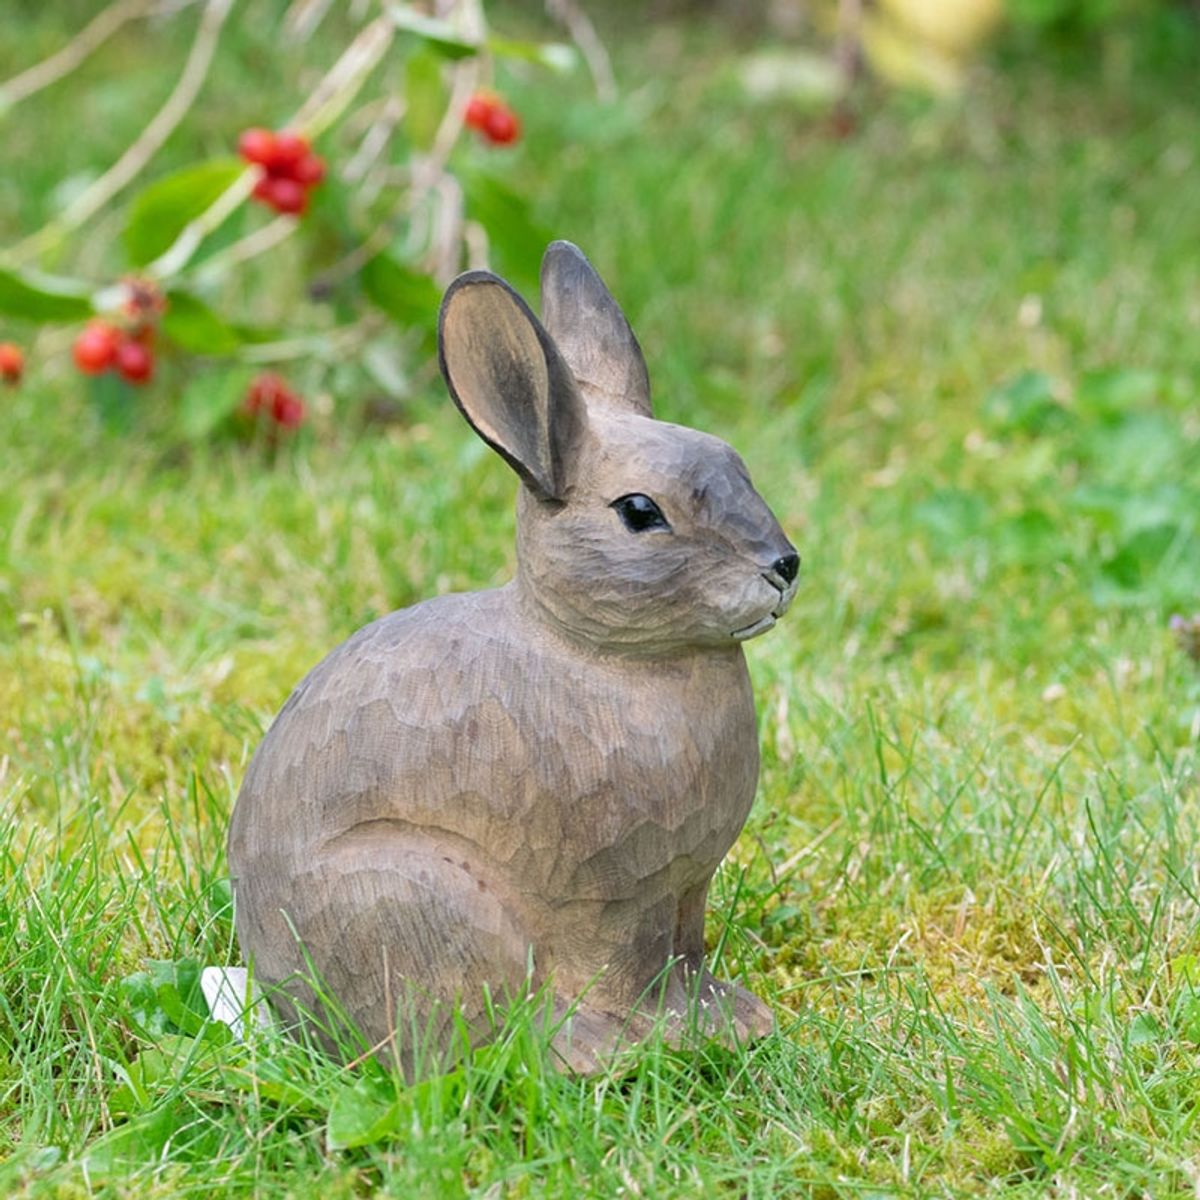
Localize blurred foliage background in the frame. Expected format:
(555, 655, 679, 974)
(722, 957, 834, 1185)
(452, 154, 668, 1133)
(2, 1, 1200, 1195)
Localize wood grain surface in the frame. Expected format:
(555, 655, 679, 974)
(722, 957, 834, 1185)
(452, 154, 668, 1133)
(228, 242, 799, 1075)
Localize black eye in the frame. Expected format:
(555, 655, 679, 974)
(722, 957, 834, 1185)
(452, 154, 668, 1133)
(610, 493, 671, 533)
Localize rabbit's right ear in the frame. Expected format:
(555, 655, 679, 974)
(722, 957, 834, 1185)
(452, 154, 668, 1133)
(439, 271, 588, 502)
(540, 241, 652, 419)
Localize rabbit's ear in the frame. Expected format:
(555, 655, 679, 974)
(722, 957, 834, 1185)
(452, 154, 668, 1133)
(540, 241, 652, 419)
(439, 271, 588, 502)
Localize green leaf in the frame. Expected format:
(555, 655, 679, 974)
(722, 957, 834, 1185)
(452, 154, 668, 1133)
(361, 253, 440, 336)
(89, 370, 136, 433)
(912, 489, 987, 542)
(83, 1105, 185, 1174)
(983, 370, 1066, 435)
(326, 1076, 402, 1150)
(404, 48, 447, 152)
(1100, 524, 1184, 592)
(1128, 1012, 1162, 1047)
(487, 36, 577, 72)
(108, 1034, 222, 1116)
(119, 959, 210, 1036)
(179, 365, 256, 439)
(162, 290, 244, 354)
(386, 5, 479, 58)
(217, 1062, 325, 1114)
(124, 159, 244, 268)
(0, 266, 94, 321)
(1077, 367, 1158, 422)
(995, 507, 1061, 564)
(461, 172, 551, 290)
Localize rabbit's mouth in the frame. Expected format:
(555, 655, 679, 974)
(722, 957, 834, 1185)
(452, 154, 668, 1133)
(732, 613, 778, 640)
(732, 571, 796, 640)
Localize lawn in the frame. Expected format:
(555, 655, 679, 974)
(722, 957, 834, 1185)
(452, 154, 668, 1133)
(2, 3, 1200, 1196)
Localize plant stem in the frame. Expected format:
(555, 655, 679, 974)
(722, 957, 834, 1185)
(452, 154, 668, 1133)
(150, 15, 395, 282)
(9, 0, 234, 265)
(0, 0, 156, 111)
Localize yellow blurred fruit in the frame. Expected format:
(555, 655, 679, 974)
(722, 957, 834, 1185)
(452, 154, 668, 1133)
(878, 0, 1004, 57)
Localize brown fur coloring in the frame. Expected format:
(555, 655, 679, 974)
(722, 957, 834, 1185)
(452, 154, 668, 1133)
(227, 242, 800, 1074)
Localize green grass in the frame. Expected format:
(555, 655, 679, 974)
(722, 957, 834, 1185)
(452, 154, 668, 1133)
(3, 4, 1200, 1196)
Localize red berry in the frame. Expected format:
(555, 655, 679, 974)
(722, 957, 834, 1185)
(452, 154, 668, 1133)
(261, 176, 308, 216)
(271, 388, 305, 429)
(243, 372, 286, 416)
(114, 337, 154, 385)
(464, 93, 494, 131)
(72, 322, 120, 374)
(238, 127, 277, 166)
(482, 104, 520, 146)
(267, 130, 309, 176)
(0, 341, 23, 384)
(291, 153, 326, 187)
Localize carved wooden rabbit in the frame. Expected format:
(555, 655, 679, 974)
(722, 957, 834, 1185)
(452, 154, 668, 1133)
(228, 242, 799, 1074)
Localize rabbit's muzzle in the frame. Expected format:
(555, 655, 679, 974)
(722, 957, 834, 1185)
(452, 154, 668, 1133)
(732, 552, 801, 641)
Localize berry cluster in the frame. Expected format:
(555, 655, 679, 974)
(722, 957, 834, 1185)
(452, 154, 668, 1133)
(242, 372, 306, 430)
(73, 321, 155, 384)
(239, 128, 326, 216)
(464, 92, 521, 146)
(0, 342, 23, 386)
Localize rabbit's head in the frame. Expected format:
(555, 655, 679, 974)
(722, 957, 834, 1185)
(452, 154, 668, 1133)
(438, 242, 798, 656)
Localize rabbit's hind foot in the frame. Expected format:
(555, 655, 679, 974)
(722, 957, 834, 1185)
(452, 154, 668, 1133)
(547, 971, 773, 1074)
(682, 969, 775, 1044)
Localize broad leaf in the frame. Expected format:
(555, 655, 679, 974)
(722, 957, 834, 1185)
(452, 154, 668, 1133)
(120, 959, 210, 1036)
(0, 266, 94, 321)
(326, 1076, 402, 1150)
(487, 36, 577, 72)
(217, 1062, 324, 1113)
(404, 48, 447, 152)
(162, 290, 244, 354)
(983, 370, 1065, 435)
(1077, 366, 1158, 422)
(386, 5, 478, 58)
(89, 371, 135, 433)
(912, 488, 987, 542)
(179, 365, 256, 439)
(462, 172, 551, 289)
(124, 159, 244, 267)
(361, 253, 440, 337)
(83, 1105, 185, 1174)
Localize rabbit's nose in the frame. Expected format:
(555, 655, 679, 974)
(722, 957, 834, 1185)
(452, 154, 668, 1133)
(771, 553, 800, 585)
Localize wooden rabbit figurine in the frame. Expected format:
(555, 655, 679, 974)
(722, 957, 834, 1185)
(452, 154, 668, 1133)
(228, 242, 800, 1074)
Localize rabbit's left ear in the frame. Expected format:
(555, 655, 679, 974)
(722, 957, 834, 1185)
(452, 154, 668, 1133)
(439, 270, 588, 502)
(540, 241, 652, 419)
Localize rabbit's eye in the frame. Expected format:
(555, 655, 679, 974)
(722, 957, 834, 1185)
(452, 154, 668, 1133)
(610, 493, 671, 533)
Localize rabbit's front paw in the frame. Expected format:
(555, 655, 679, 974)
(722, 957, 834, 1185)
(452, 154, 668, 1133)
(677, 970, 775, 1045)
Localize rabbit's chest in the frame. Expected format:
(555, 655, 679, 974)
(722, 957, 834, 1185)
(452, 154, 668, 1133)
(281, 599, 760, 894)
(470, 647, 761, 898)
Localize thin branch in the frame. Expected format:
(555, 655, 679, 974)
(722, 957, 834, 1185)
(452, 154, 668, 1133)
(153, 15, 394, 281)
(313, 44, 477, 292)
(343, 97, 405, 183)
(544, 0, 615, 103)
(283, 0, 337, 42)
(190, 215, 297, 286)
(288, 15, 394, 133)
(10, 0, 234, 264)
(0, 0, 152, 110)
